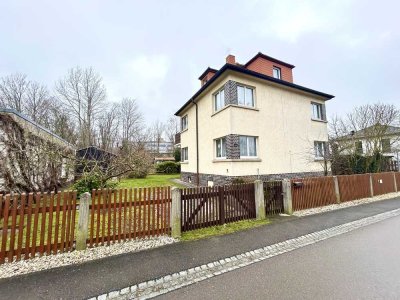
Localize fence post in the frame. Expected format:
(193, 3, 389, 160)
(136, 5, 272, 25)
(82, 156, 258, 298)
(369, 173, 374, 197)
(76, 192, 91, 251)
(282, 179, 293, 215)
(393, 172, 398, 192)
(171, 187, 181, 238)
(333, 176, 341, 204)
(219, 186, 225, 225)
(254, 180, 266, 220)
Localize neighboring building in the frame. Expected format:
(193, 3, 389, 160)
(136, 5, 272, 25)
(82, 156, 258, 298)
(0, 108, 75, 193)
(337, 124, 400, 167)
(154, 157, 175, 164)
(174, 52, 334, 186)
(145, 140, 174, 155)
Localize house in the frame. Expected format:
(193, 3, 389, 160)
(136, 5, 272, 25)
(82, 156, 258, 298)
(154, 157, 175, 164)
(0, 108, 75, 193)
(335, 124, 400, 171)
(174, 52, 334, 186)
(145, 140, 174, 155)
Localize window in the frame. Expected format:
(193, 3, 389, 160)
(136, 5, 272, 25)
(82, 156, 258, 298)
(273, 67, 281, 79)
(382, 139, 391, 153)
(314, 141, 326, 158)
(214, 89, 225, 111)
(355, 141, 363, 154)
(311, 102, 324, 121)
(181, 115, 188, 131)
(181, 147, 188, 161)
(237, 86, 254, 107)
(239, 136, 257, 157)
(215, 137, 226, 158)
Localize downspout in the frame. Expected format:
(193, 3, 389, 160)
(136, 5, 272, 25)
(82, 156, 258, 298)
(192, 100, 200, 186)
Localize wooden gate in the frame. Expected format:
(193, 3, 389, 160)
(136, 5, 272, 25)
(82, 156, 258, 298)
(181, 183, 256, 232)
(263, 181, 284, 215)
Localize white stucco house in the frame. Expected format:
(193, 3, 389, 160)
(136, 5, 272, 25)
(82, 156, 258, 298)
(337, 124, 400, 169)
(174, 52, 334, 186)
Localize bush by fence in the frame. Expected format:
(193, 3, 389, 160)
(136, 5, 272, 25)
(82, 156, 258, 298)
(155, 161, 180, 174)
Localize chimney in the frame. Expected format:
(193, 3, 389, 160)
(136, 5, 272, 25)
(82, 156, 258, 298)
(226, 54, 236, 64)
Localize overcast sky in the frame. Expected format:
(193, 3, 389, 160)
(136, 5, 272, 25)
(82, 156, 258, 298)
(0, 0, 399, 125)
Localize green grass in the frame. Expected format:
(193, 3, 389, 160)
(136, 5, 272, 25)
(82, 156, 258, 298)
(181, 218, 271, 241)
(117, 174, 183, 189)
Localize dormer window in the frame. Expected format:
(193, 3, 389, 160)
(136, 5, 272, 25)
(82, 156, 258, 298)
(273, 67, 281, 79)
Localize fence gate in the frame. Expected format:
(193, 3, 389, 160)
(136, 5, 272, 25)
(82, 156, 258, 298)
(263, 181, 284, 215)
(181, 183, 256, 232)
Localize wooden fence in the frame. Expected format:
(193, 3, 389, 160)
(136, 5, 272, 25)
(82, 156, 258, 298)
(396, 173, 400, 192)
(263, 181, 283, 215)
(291, 176, 337, 211)
(371, 172, 396, 196)
(0, 192, 77, 263)
(337, 174, 371, 202)
(181, 183, 256, 232)
(89, 187, 171, 247)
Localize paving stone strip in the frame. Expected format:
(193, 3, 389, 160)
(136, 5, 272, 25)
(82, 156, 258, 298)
(89, 208, 400, 300)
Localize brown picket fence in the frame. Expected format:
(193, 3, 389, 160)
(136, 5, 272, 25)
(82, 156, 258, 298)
(291, 176, 336, 211)
(371, 172, 396, 196)
(0, 191, 77, 263)
(89, 187, 171, 247)
(337, 174, 371, 202)
(181, 183, 256, 232)
(396, 173, 400, 191)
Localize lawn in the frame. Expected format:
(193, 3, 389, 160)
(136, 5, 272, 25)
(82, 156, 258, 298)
(117, 174, 183, 189)
(181, 218, 271, 241)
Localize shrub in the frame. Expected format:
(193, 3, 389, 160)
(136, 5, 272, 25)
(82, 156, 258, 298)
(73, 173, 117, 196)
(173, 148, 181, 162)
(156, 161, 180, 174)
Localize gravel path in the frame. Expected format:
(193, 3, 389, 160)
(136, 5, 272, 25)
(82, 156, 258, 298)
(293, 192, 400, 217)
(0, 236, 177, 279)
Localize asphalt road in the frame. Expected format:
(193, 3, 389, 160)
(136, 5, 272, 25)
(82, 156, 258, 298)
(159, 214, 400, 300)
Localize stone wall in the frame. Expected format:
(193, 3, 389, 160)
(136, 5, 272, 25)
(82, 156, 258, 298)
(181, 171, 326, 186)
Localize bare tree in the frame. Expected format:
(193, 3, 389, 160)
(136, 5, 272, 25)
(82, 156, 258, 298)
(150, 120, 165, 154)
(25, 82, 52, 125)
(98, 103, 120, 151)
(118, 98, 143, 143)
(48, 103, 78, 145)
(0, 73, 29, 112)
(55, 67, 106, 147)
(164, 116, 179, 145)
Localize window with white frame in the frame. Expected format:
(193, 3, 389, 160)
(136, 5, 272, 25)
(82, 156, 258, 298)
(237, 85, 255, 107)
(181, 115, 188, 131)
(381, 138, 391, 153)
(239, 136, 257, 157)
(215, 137, 226, 158)
(273, 67, 281, 79)
(181, 147, 188, 162)
(214, 89, 225, 111)
(314, 141, 326, 158)
(311, 102, 324, 121)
